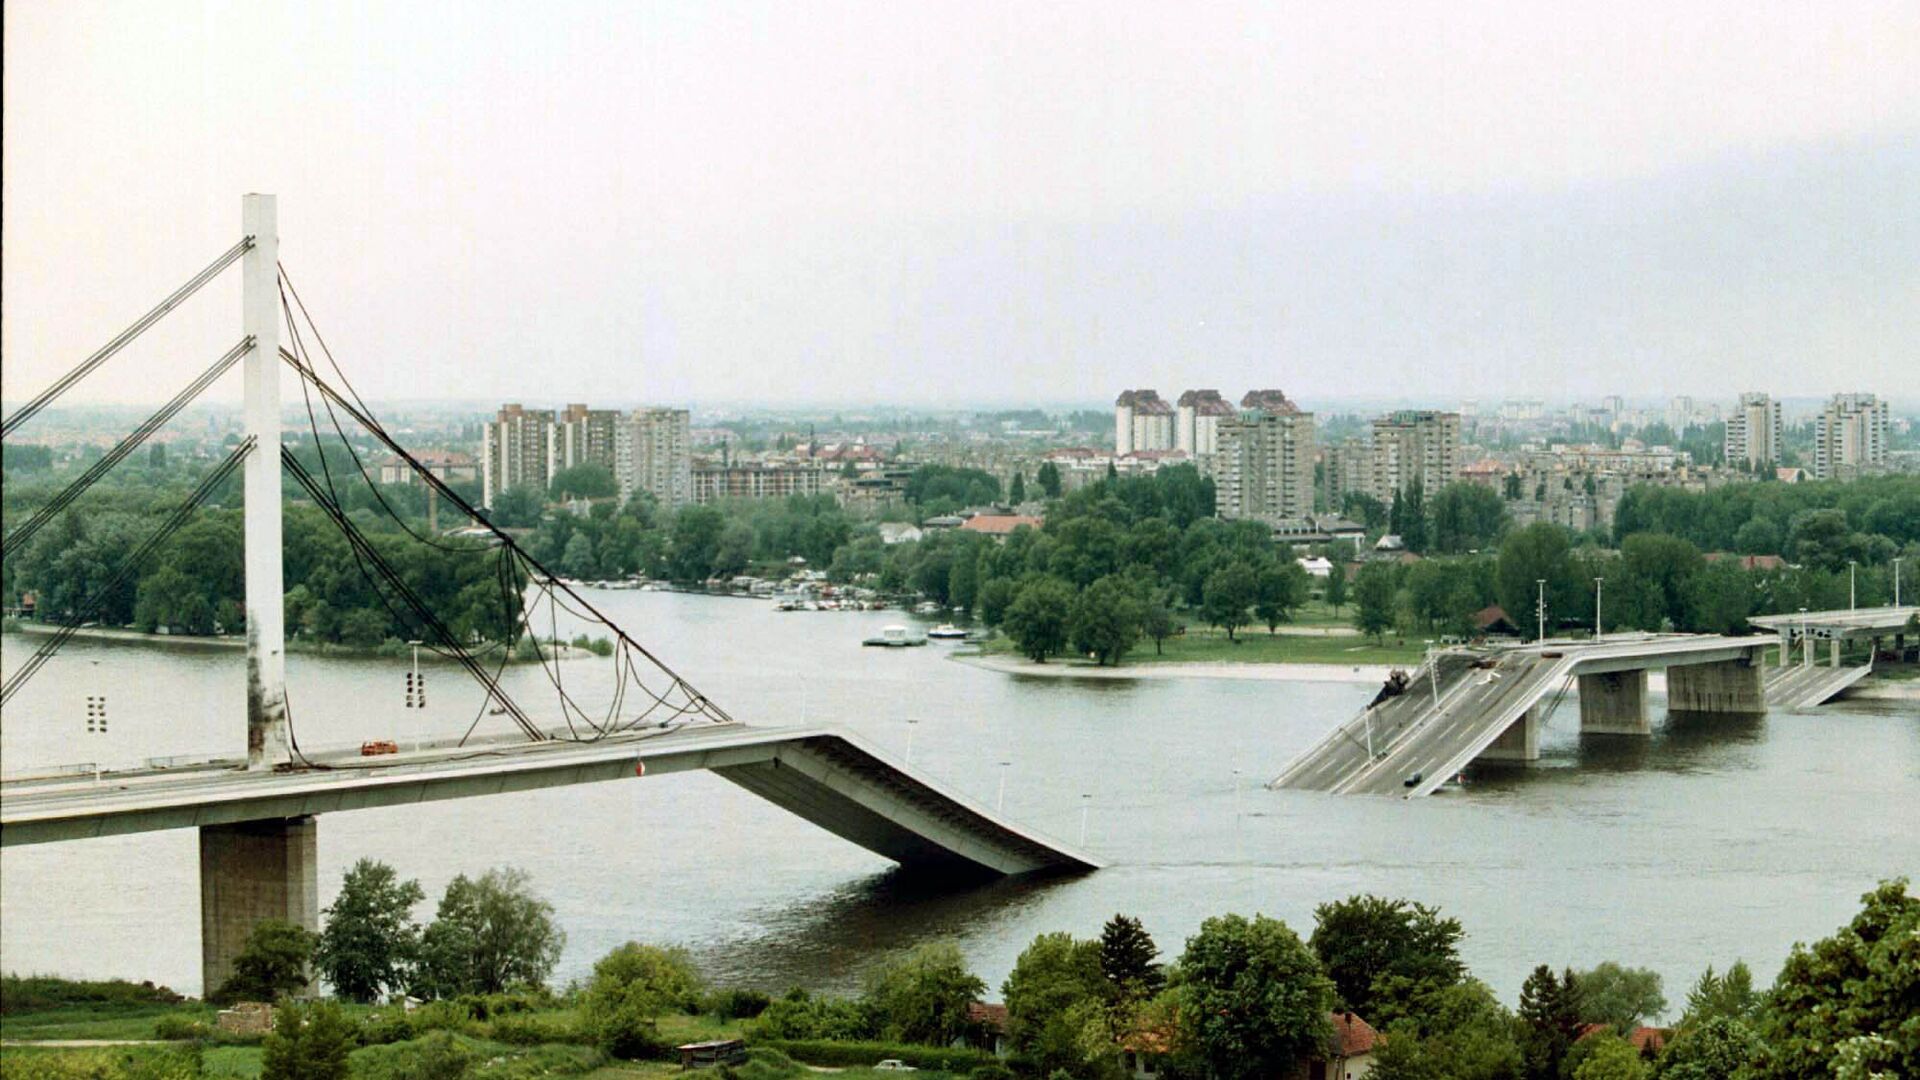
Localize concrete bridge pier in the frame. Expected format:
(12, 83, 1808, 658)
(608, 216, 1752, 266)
(1476, 707, 1539, 762)
(1667, 659, 1766, 714)
(200, 816, 318, 996)
(1578, 670, 1649, 735)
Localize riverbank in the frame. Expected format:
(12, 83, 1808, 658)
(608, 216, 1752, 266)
(953, 650, 1400, 685)
(0, 623, 605, 661)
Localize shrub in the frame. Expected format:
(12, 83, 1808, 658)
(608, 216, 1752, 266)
(152, 1015, 211, 1041)
(595, 1010, 667, 1061)
(486, 1012, 584, 1047)
(582, 942, 705, 1057)
(0, 1045, 201, 1080)
(710, 988, 773, 1020)
(351, 1032, 475, 1080)
(359, 1009, 419, 1046)
(969, 1066, 1016, 1080)
(748, 1038, 995, 1072)
(0, 975, 184, 1014)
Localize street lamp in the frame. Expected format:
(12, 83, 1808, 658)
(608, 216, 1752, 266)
(1079, 793, 1091, 846)
(1848, 560, 1857, 611)
(1893, 556, 1905, 607)
(1594, 577, 1604, 640)
(1536, 579, 1548, 643)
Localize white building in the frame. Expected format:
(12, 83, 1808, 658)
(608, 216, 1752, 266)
(1175, 389, 1234, 457)
(1368, 410, 1461, 503)
(480, 404, 557, 508)
(1814, 393, 1889, 480)
(1114, 390, 1175, 456)
(1724, 392, 1783, 470)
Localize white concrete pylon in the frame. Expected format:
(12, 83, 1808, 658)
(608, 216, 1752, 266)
(242, 194, 289, 770)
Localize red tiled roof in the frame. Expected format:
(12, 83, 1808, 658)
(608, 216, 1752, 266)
(1328, 1012, 1380, 1058)
(967, 1002, 1008, 1032)
(960, 514, 1044, 535)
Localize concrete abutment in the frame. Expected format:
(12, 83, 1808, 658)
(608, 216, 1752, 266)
(200, 816, 318, 996)
(1476, 707, 1539, 762)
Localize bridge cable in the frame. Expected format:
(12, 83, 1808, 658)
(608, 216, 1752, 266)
(0, 438, 255, 708)
(275, 270, 732, 729)
(2, 238, 253, 439)
(279, 448, 548, 741)
(2, 338, 252, 562)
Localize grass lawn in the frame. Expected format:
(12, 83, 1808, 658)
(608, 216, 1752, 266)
(0, 1002, 215, 1041)
(1128, 628, 1425, 667)
(202, 1046, 264, 1078)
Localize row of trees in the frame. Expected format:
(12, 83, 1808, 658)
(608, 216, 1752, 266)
(1612, 477, 1920, 569)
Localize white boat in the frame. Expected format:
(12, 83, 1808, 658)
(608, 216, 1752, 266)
(927, 624, 967, 639)
(863, 625, 927, 647)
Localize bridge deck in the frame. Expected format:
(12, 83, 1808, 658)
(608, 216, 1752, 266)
(1764, 662, 1874, 710)
(0, 724, 1097, 877)
(1272, 635, 1769, 798)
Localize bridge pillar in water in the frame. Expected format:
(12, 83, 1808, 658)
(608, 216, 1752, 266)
(200, 817, 317, 996)
(1666, 659, 1766, 714)
(1477, 707, 1539, 762)
(1578, 670, 1649, 735)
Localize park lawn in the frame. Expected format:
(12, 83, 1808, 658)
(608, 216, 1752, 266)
(202, 1045, 264, 1078)
(1129, 627, 1425, 667)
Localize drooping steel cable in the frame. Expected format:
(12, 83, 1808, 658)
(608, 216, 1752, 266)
(2, 337, 252, 561)
(2, 238, 253, 439)
(0, 438, 255, 708)
(280, 448, 548, 741)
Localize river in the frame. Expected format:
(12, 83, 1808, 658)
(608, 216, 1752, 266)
(3, 590, 1916, 1014)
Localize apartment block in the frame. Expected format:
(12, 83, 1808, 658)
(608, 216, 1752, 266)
(1215, 391, 1316, 526)
(618, 407, 693, 508)
(1368, 410, 1461, 502)
(1724, 392, 1783, 469)
(1814, 393, 1889, 480)
(480, 404, 557, 508)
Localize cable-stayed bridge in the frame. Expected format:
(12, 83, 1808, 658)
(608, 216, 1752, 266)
(0, 196, 1095, 994)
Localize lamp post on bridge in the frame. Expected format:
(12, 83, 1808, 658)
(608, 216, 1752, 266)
(1535, 579, 1547, 643)
(995, 760, 1010, 813)
(1594, 577, 1604, 641)
(1895, 556, 1905, 607)
(1848, 560, 1857, 611)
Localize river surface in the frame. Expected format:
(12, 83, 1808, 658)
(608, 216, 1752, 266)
(3, 591, 1916, 1013)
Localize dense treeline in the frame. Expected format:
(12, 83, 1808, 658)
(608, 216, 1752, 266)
(1613, 477, 1920, 568)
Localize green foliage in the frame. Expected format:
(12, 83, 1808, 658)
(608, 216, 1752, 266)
(316, 858, 425, 1003)
(1612, 476, 1920, 563)
(1098, 914, 1164, 1004)
(583, 942, 705, 1057)
(1175, 914, 1334, 1080)
(0, 975, 183, 1014)
(1253, 563, 1310, 633)
(1516, 965, 1583, 1080)
(1069, 576, 1143, 665)
(861, 942, 987, 1048)
(487, 486, 546, 528)
(905, 465, 1002, 510)
(1036, 462, 1063, 499)
(1568, 1033, 1644, 1080)
(1323, 562, 1348, 611)
(0, 1044, 202, 1080)
(1002, 932, 1108, 1075)
(1352, 563, 1397, 641)
(1004, 577, 1075, 662)
(1679, 962, 1758, 1027)
(1309, 894, 1465, 1019)
(709, 988, 773, 1021)
(214, 920, 317, 1006)
(1429, 483, 1510, 555)
(754, 989, 872, 1042)
(261, 1001, 354, 1080)
(1200, 562, 1256, 641)
(414, 868, 564, 999)
(354, 1030, 476, 1080)
(1750, 878, 1918, 1080)
(749, 1038, 994, 1071)
(1657, 1016, 1762, 1080)
(1570, 962, 1666, 1034)
(548, 464, 617, 501)
(1496, 524, 1580, 638)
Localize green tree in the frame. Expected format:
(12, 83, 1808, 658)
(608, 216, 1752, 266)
(1010, 472, 1028, 504)
(977, 577, 1018, 628)
(1175, 914, 1333, 1080)
(261, 1001, 354, 1080)
(1201, 562, 1257, 641)
(549, 463, 617, 500)
(1004, 577, 1075, 662)
(1037, 461, 1063, 499)
(1352, 563, 1397, 642)
(1516, 965, 1583, 1080)
(415, 868, 564, 997)
(1254, 563, 1310, 634)
(561, 532, 599, 580)
(1002, 932, 1109, 1075)
(668, 505, 727, 582)
(584, 943, 705, 1058)
(1496, 524, 1578, 639)
(1140, 593, 1177, 656)
(1429, 483, 1509, 554)
(1658, 1016, 1763, 1080)
(1751, 878, 1918, 1080)
(315, 858, 424, 1003)
(1323, 564, 1348, 613)
(488, 486, 545, 528)
(862, 941, 986, 1047)
(1680, 962, 1759, 1026)
(1069, 575, 1143, 665)
(1309, 894, 1465, 1018)
(214, 919, 316, 1005)
(1099, 914, 1164, 1006)
(1570, 962, 1665, 1034)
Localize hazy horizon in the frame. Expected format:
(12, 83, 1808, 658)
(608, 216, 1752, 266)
(4, 2, 1917, 411)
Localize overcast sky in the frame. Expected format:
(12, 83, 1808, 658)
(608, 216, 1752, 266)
(4, 1, 1917, 412)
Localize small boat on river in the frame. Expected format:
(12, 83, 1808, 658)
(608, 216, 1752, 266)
(863, 625, 927, 648)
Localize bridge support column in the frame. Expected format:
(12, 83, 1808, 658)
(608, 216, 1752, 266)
(1579, 670, 1649, 735)
(1829, 639, 1841, 667)
(1778, 632, 1791, 667)
(200, 816, 317, 997)
(1667, 659, 1766, 714)
(1476, 707, 1539, 762)
(1803, 633, 1813, 667)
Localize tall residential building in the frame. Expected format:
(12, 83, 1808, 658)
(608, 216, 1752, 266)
(1321, 441, 1371, 512)
(1813, 393, 1889, 480)
(481, 404, 557, 508)
(1114, 390, 1175, 455)
(1215, 391, 1315, 526)
(1368, 410, 1461, 503)
(556, 403, 622, 472)
(1175, 389, 1234, 457)
(617, 407, 692, 508)
(1724, 392, 1783, 469)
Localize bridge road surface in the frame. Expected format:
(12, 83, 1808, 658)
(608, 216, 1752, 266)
(0, 723, 1100, 877)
